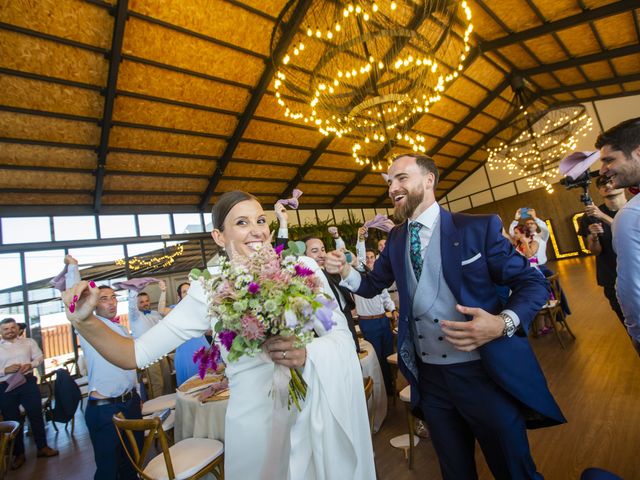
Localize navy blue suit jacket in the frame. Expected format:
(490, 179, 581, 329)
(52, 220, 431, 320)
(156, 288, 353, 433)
(355, 207, 566, 428)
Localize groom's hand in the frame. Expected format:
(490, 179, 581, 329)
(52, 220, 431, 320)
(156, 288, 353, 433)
(440, 305, 504, 351)
(325, 250, 351, 278)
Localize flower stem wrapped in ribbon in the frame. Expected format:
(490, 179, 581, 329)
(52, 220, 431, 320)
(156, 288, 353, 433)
(190, 240, 335, 410)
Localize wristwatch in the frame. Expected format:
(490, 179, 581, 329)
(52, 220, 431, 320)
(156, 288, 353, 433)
(499, 312, 516, 338)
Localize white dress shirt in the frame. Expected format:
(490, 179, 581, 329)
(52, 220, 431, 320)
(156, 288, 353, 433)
(65, 264, 138, 397)
(0, 337, 43, 382)
(128, 291, 164, 339)
(612, 193, 640, 342)
(355, 289, 396, 317)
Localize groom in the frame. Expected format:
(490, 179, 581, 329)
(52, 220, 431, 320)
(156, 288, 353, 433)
(326, 154, 565, 479)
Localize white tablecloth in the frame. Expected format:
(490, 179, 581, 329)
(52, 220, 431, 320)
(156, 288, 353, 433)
(174, 385, 228, 442)
(359, 339, 387, 432)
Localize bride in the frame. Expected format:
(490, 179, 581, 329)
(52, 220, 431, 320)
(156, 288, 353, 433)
(63, 190, 376, 480)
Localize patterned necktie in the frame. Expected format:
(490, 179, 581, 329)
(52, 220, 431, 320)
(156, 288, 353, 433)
(409, 222, 423, 280)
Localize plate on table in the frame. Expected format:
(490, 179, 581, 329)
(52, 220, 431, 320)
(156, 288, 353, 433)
(178, 373, 225, 394)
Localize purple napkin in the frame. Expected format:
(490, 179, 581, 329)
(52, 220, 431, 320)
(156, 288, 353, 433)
(276, 189, 303, 209)
(113, 277, 159, 293)
(363, 214, 395, 238)
(50, 265, 69, 292)
(5, 372, 26, 393)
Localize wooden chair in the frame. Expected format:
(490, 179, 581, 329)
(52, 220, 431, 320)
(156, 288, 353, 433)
(392, 385, 420, 470)
(363, 376, 375, 434)
(386, 353, 399, 406)
(0, 421, 20, 477)
(112, 413, 224, 480)
(535, 273, 576, 349)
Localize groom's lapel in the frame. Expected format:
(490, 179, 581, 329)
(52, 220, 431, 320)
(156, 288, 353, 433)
(440, 208, 462, 301)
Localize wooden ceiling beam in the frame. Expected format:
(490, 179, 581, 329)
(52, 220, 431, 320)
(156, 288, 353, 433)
(480, 0, 639, 52)
(198, 0, 313, 211)
(521, 44, 640, 77)
(93, 0, 129, 212)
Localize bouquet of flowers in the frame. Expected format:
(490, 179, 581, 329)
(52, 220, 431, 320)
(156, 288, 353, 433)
(190, 241, 337, 410)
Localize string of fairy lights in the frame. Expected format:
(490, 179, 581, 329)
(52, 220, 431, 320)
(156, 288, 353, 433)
(487, 106, 593, 193)
(115, 244, 184, 272)
(271, 0, 474, 171)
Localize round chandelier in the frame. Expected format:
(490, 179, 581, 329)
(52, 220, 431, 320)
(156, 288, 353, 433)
(487, 104, 593, 193)
(270, 0, 474, 170)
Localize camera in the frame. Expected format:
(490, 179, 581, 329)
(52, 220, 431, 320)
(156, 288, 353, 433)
(559, 170, 600, 206)
(559, 151, 601, 207)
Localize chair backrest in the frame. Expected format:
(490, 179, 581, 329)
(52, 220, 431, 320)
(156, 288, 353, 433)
(63, 358, 80, 377)
(546, 273, 562, 303)
(140, 368, 156, 399)
(0, 421, 20, 476)
(363, 376, 374, 433)
(52, 368, 81, 422)
(112, 413, 175, 480)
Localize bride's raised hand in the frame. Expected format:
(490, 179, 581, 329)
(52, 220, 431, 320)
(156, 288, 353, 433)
(63, 281, 99, 326)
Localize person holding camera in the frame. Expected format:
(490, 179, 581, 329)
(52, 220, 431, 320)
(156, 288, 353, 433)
(509, 208, 550, 269)
(577, 176, 627, 326)
(597, 117, 640, 356)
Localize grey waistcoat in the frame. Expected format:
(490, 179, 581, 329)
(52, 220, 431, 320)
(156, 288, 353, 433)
(405, 218, 481, 366)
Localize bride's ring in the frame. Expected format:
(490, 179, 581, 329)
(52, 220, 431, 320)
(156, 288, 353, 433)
(282, 351, 287, 359)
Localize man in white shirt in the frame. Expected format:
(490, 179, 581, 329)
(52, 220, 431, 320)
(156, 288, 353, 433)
(597, 117, 640, 356)
(127, 281, 171, 397)
(0, 318, 58, 469)
(64, 257, 142, 479)
(354, 250, 398, 396)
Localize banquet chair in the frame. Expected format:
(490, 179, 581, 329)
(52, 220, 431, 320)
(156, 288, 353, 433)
(141, 393, 177, 416)
(363, 376, 375, 434)
(398, 385, 417, 469)
(0, 421, 20, 478)
(534, 273, 576, 349)
(386, 353, 398, 406)
(113, 413, 224, 480)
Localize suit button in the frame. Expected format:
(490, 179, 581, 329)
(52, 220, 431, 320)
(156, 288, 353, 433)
(442, 354, 447, 358)
(418, 335, 424, 339)
(438, 336, 443, 341)
(433, 318, 439, 323)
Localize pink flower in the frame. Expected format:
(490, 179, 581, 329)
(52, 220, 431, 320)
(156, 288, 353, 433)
(294, 264, 314, 277)
(241, 315, 266, 341)
(219, 330, 237, 351)
(275, 243, 285, 255)
(248, 282, 260, 294)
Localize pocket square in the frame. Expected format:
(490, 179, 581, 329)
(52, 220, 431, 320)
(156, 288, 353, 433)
(461, 252, 482, 266)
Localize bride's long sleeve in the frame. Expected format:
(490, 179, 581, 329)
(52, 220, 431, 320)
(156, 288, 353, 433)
(135, 279, 211, 368)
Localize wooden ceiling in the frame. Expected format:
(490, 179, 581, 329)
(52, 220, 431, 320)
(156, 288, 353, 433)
(0, 0, 639, 215)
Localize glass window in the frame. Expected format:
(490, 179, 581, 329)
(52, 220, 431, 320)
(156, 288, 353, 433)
(54, 216, 97, 241)
(126, 242, 164, 257)
(0, 253, 23, 292)
(99, 215, 136, 239)
(25, 250, 65, 284)
(0, 304, 25, 324)
(2, 217, 51, 244)
(138, 214, 171, 236)
(333, 209, 351, 224)
(298, 209, 318, 226)
(173, 213, 204, 234)
(316, 209, 334, 223)
(362, 208, 377, 222)
(68, 245, 124, 267)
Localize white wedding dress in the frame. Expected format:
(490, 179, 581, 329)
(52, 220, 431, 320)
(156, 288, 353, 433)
(134, 256, 376, 480)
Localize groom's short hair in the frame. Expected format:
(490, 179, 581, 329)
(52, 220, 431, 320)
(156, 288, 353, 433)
(390, 153, 439, 188)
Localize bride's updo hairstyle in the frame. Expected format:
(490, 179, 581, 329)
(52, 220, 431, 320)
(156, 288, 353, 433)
(211, 190, 260, 231)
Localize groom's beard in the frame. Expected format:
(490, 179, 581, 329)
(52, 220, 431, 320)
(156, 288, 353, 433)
(393, 188, 425, 223)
